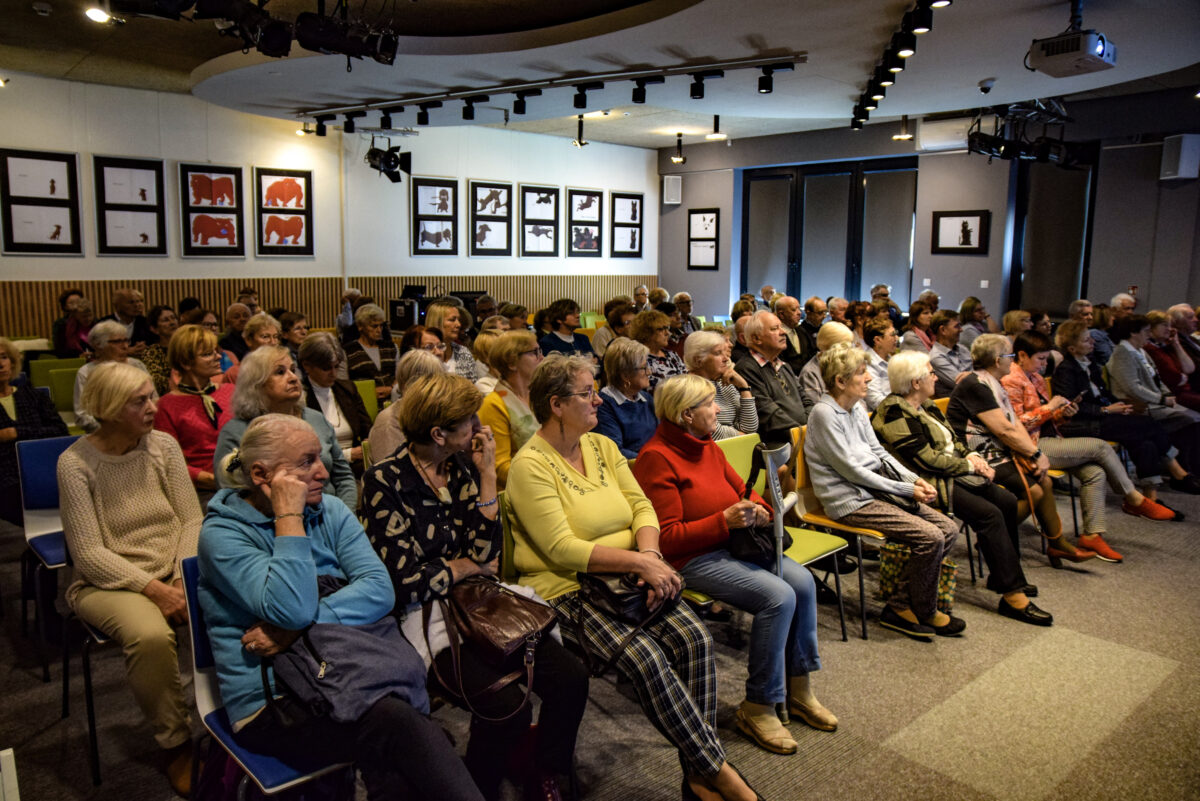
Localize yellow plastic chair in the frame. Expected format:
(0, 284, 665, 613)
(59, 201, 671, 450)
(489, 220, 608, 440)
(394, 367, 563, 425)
(30, 357, 85, 388)
(714, 432, 766, 495)
(575, 327, 597, 343)
(354, 379, 379, 422)
(933, 397, 949, 415)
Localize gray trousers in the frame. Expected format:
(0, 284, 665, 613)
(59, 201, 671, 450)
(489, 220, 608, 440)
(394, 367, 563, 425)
(1040, 435, 1133, 535)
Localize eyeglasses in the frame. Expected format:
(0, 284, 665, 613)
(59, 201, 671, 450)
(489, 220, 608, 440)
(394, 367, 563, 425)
(560, 387, 597, 401)
(1000, 353, 1016, 359)
(655, 326, 671, 332)
(421, 342, 447, 352)
(522, 347, 543, 358)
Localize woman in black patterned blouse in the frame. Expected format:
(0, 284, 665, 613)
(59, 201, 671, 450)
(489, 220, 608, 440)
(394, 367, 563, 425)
(362, 371, 587, 801)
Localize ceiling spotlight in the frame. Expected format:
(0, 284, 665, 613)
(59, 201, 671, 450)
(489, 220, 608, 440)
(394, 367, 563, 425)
(85, 5, 113, 22)
(379, 106, 402, 130)
(894, 31, 917, 58)
(671, 133, 686, 164)
(315, 114, 334, 137)
(758, 72, 772, 94)
(861, 94, 877, 112)
(853, 105, 869, 122)
(930, 0, 951, 7)
(296, 122, 312, 136)
(850, 119, 864, 130)
(365, 30, 399, 66)
(875, 65, 895, 88)
(631, 75, 664, 104)
(512, 89, 541, 115)
(365, 142, 412, 184)
(893, 114, 914, 141)
(911, 2, 934, 33)
(885, 48, 906, 73)
(0, 78, 8, 88)
(690, 79, 704, 100)
(868, 81, 886, 101)
(705, 114, 727, 141)
(573, 82, 603, 110)
(571, 115, 589, 148)
(689, 69, 724, 100)
(416, 101, 441, 126)
(343, 112, 364, 134)
(461, 94, 489, 121)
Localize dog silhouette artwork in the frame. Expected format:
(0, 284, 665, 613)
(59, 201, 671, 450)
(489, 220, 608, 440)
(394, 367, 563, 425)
(629, 229, 638, 250)
(573, 227, 597, 250)
(476, 189, 506, 215)
(192, 214, 237, 246)
(630, 200, 639, 222)
(139, 233, 149, 244)
(475, 224, 492, 246)
(419, 222, 453, 247)
(138, 188, 147, 202)
(529, 225, 553, 239)
(49, 179, 56, 196)
(49, 224, 62, 240)
(575, 194, 597, 213)
(190, 174, 235, 206)
(431, 188, 451, 214)
(959, 220, 974, 247)
(264, 177, 304, 208)
(536, 192, 553, 205)
(265, 215, 303, 245)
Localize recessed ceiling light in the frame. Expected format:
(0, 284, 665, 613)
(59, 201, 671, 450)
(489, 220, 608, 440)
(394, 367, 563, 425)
(85, 6, 110, 22)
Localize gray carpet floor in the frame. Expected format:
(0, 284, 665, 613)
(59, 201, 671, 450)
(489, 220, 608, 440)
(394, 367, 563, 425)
(2, 484, 1198, 801)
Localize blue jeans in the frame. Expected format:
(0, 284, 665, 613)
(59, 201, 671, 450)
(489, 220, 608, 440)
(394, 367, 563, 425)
(680, 550, 820, 705)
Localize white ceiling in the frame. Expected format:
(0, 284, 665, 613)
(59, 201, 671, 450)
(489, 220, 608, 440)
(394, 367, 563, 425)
(71, 0, 1200, 148)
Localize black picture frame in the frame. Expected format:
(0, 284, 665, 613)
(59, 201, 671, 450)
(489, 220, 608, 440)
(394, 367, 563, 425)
(412, 176, 459, 255)
(469, 180, 513, 257)
(179, 163, 244, 258)
(0, 148, 82, 256)
(610, 191, 643, 258)
(255, 167, 313, 257)
(93, 156, 167, 256)
(931, 209, 991, 255)
(567, 188, 602, 258)
(687, 207, 719, 270)
(520, 184, 558, 257)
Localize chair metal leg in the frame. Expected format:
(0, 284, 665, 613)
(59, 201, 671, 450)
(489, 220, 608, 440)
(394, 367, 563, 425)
(855, 537, 868, 640)
(62, 615, 71, 719)
(1068, 475, 1080, 536)
(832, 564, 846, 642)
(82, 635, 101, 786)
(20, 550, 32, 638)
(33, 565, 50, 683)
(961, 521, 976, 583)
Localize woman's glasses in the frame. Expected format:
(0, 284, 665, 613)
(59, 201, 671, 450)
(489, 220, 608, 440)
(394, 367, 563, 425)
(561, 387, 597, 401)
(421, 342, 447, 352)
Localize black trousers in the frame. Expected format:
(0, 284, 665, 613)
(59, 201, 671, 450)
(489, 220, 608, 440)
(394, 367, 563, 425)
(431, 635, 589, 800)
(950, 480, 1026, 595)
(236, 692, 484, 801)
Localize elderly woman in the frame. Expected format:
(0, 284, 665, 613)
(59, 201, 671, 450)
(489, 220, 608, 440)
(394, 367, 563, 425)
(1145, 310, 1200, 412)
(346, 303, 400, 401)
(56, 296, 96, 358)
(863, 318, 898, 411)
(141, 305, 180, 396)
(684, 330, 758, 440)
(899, 301, 934, 353)
(426, 301, 479, 381)
(631, 310, 687, 392)
(1003, 331, 1175, 561)
(199, 414, 483, 801)
(471, 329, 501, 394)
(300, 331, 372, 474)
(507, 354, 762, 801)
(1002, 310, 1033, 340)
(500, 303, 530, 332)
(634, 374, 835, 756)
(805, 343, 963, 640)
(367, 349, 445, 465)
(223, 312, 282, 385)
(73, 319, 154, 433)
(214, 346, 358, 511)
(957, 296, 997, 350)
(153, 324, 236, 503)
(476, 330, 541, 488)
(873, 352, 1052, 626)
(58, 362, 199, 796)
(1052, 320, 1199, 502)
(799, 322, 853, 412)
(596, 337, 658, 459)
(946, 334, 1097, 568)
(279, 311, 309, 373)
(0, 338, 69, 524)
(362, 373, 587, 801)
(182, 307, 237, 373)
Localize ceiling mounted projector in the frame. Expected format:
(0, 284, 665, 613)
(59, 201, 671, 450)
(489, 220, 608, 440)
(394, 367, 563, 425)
(1028, 29, 1116, 77)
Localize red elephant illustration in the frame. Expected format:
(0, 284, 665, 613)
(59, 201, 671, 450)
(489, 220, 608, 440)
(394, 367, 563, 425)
(264, 178, 304, 208)
(190, 174, 235, 206)
(265, 215, 304, 245)
(191, 214, 237, 246)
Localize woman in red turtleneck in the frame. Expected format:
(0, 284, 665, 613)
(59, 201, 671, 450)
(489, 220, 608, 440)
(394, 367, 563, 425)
(632, 374, 836, 759)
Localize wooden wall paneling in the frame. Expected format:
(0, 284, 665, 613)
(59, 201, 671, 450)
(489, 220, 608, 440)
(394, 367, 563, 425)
(351, 274, 657, 316)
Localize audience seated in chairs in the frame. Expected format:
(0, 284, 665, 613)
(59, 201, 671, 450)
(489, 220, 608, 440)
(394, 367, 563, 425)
(300, 331, 372, 477)
(796, 321, 853, 415)
(595, 337, 658, 459)
(538, 298, 596, 362)
(1145, 310, 1200, 412)
(928, 311, 972, 399)
(54, 293, 95, 359)
(871, 352, 1053, 626)
(426, 300, 480, 381)
(346, 303, 400, 402)
(73, 320, 154, 434)
(58, 361, 199, 796)
(804, 343, 963, 641)
(471, 329, 502, 395)
(0, 337, 69, 525)
(684, 330, 758, 440)
(279, 311, 310, 378)
(863, 318, 898, 412)
(198, 413, 485, 801)
(214, 345, 358, 512)
(957, 296, 997, 350)
(477, 330, 543, 489)
(506, 354, 764, 801)
(217, 302, 252, 362)
(633, 374, 836, 756)
(362, 372, 588, 801)
(899, 301, 934, 354)
(591, 301, 635, 359)
(631, 309, 686, 392)
(736, 311, 811, 444)
(368, 349, 445, 466)
(142, 305, 180, 396)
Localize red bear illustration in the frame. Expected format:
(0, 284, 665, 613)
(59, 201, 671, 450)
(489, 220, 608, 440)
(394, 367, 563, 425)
(192, 215, 237, 246)
(264, 178, 303, 208)
(265, 215, 304, 245)
(190, 174, 235, 206)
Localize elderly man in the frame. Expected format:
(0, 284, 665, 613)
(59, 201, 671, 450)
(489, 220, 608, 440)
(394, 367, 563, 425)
(100, 288, 152, 355)
(758, 284, 775, 310)
(1068, 298, 1094, 327)
(218, 302, 253, 360)
(870, 283, 903, 328)
(796, 296, 825, 359)
(1111, 292, 1137, 318)
(632, 284, 650, 312)
(734, 310, 807, 446)
(773, 295, 808, 373)
(1169, 303, 1200, 391)
(928, 310, 972, 398)
(730, 314, 752, 364)
(672, 291, 703, 335)
(827, 297, 849, 325)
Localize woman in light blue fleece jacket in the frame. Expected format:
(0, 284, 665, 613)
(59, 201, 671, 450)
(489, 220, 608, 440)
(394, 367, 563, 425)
(803, 343, 961, 641)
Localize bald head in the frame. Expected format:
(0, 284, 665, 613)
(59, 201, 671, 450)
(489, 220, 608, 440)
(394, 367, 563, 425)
(1168, 303, 1196, 334)
(775, 296, 801, 328)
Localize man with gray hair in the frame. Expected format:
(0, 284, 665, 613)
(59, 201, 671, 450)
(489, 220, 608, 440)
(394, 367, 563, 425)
(1110, 292, 1137, 318)
(633, 284, 650, 312)
(758, 284, 776, 310)
(672, 291, 702, 335)
(100, 287, 152, 355)
(827, 297, 849, 325)
(1068, 298, 1094, 326)
(734, 310, 807, 446)
(773, 295, 808, 373)
(1168, 303, 1200, 391)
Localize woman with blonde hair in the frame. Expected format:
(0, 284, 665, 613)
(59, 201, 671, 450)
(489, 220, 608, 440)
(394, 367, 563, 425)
(685, 330, 757, 440)
(425, 300, 478, 380)
(367, 348, 445, 465)
(595, 336, 657, 458)
(59, 361, 199, 795)
(634, 374, 834, 756)
(476, 329, 542, 488)
(631, 309, 685, 391)
(1001, 310, 1033, 340)
(471, 329, 502, 394)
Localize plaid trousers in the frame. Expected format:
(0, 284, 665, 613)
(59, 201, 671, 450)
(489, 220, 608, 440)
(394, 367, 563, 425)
(550, 592, 725, 778)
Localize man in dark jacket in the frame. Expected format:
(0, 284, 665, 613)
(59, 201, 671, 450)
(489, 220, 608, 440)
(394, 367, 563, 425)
(735, 310, 807, 446)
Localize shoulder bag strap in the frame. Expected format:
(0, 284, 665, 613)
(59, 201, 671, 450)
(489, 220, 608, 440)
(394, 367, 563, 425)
(573, 592, 671, 679)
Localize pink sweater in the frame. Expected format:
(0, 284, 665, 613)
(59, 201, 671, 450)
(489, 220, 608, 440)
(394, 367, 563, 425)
(153, 384, 236, 484)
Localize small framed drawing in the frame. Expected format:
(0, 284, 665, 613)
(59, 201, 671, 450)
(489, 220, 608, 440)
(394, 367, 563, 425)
(931, 209, 990, 255)
(179, 163, 244, 257)
(255, 167, 313, 256)
(0, 148, 83, 255)
(469, 180, 512, 257)
(687, 207, 719, 270)
(567, 188, 602, 257)
(93, 156, 167, 256)
(412, 176, 458, 255)
(610, 191, 643, 258)
(520, 184, 558, 257)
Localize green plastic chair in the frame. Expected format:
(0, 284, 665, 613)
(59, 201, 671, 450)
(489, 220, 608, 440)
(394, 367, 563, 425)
(498, 491, 519, 585)
(715, 432, 765, 495)
(47, 368, 84, 434)
(30, 357, 85, 388)
(354, 379, 379, 422)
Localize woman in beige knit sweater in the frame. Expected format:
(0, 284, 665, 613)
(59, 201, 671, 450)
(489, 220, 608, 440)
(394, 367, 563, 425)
(57, 361, 201, 797)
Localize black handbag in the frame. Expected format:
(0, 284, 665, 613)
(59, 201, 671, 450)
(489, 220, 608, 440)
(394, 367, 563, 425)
(726, 445, 792, 567)
(866, 459, 920, 513)
(573, 570, 684, 678)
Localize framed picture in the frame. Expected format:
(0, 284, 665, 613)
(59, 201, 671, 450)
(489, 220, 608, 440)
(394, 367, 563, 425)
(412, 176, 458, 255)
(255, 167, 313, 256)
(567, 188, 603, 257)
(610, 191, 643, 258)
(932, 209, 991, 255)
(469, 180, 512, 257)
(179, 163, 244, 257)
(520, 184, 558, 257)
(0, 148, 82, 255)
(687, 207, 719, 270)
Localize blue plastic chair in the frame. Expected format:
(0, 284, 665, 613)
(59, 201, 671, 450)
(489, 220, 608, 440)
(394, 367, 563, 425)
(181, 557, 354, 796)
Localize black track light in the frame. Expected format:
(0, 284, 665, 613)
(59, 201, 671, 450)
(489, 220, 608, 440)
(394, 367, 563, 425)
(573, 82, 603, 110)
(853, 105, 869, 122)
(892, 114, 914, 141)
(756, 61, 795, 95)
(894, 30, 917, 58)
(378, 106, 402, 130)
(688, 69, 724, 100)
(512, 89, 541, 115)
(314, 114, 334, 137)
(690, 79, 704, 100)
(850, 119, 863, 130)
(868, 81, 886, 101)
(671, 132, 686, 164)
(631, 75, 664, 104)
(885, 48, 905, 73)
(461, 94, 489, 121)
(416, 101, 441, 126)
(343, 111, 365, 134)
(912, 2, 934, 34)
(875, 65, 895, 88)
(861, 94, 877, 112)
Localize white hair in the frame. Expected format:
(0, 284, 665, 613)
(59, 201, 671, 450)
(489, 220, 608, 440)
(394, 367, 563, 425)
(888, 351, 932, 395)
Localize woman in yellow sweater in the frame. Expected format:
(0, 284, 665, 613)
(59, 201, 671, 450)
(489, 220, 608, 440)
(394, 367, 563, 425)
(507, 354, 764, 801)
(477, 329, 541, 488)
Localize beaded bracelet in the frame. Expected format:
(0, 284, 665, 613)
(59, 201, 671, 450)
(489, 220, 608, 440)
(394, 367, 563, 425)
(476, 497, 498, 509)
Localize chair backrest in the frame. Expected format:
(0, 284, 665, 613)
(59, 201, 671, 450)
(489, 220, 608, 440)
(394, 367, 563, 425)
(48, 368, 79, 414)
(29, 357, 85, 388)
(791, 425, 824, 514)
(182, 557, 224, 721)
(715, 432, 764, 494)
(17, 435, 78, 512)
(354, 379, 379, 422)
(498, 491, 519, 584)
(694, 316, 707, 325)
(933, 397, 949, 415)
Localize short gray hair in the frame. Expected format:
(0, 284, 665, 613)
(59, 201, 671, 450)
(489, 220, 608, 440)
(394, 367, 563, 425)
(395, 348, 444, 393)
(232, 345, 302, 419)
(88, 319, 129, 351)
(1110, 292, 1136, 308)
(672, 291, 692, 304)
(604, 337, 649, 386)
(683, 330, 728, 371)
(354, 303, 385, 329)
(741, 310, 775, 345)
(888, 351, 932, 395)
(1167, 303, 1194, 325)
(1068, 299, 1093, 318)
(220, 413, 317, 489)
(970, 333, 1010, 370)
(529, 353, 595, 425)
(818, 342, 866, 392)
(297, 331, 343, 371)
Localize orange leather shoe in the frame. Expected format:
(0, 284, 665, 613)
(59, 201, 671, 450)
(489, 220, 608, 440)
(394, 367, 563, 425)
(1078, 533, 1123, 563)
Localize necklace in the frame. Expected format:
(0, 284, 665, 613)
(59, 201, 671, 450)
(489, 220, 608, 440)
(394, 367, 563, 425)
(413, 454, 452, 503)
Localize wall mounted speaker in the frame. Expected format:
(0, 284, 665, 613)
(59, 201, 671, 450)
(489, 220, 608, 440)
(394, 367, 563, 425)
(1160, 134, 1200, 180)
(663, 175, 682, 204)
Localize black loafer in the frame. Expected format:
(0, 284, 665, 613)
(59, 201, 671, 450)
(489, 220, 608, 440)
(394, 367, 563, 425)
(1021, 583, 1039, 598)
(879, 606, 934, 640)
(998, 597, 1053, 626)
(1168, 475, 1200, 494)
(923, 614, 967, 637)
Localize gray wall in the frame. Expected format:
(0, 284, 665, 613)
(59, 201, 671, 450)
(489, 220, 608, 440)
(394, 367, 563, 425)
(659, 170, 736, 317)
